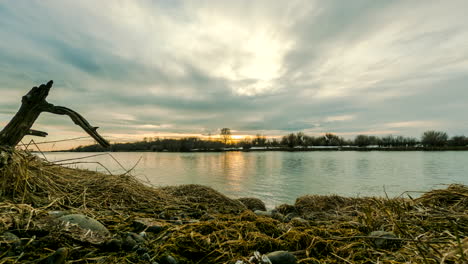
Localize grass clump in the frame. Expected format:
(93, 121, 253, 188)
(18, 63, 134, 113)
(0, 149, 466, 263)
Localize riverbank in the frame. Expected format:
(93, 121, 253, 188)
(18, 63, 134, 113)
(68, 146, 468, 153)
(1, 150, 467, 263)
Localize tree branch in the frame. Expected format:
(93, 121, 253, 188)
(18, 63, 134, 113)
(0, 80, 110, 148)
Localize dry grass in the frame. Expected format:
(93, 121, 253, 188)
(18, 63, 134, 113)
(0, 149, 466, 263)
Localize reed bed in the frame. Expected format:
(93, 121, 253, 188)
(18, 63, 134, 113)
(0, 149, 466, 263)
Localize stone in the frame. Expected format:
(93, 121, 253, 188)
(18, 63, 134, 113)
(104, 238, 122, 251)
(128, 232, 145, 244)
(271, 212, 285, 222)
(284, 213, 300, 222)
(290, 217, 309, 226)
(47, 211, 67, 218)
(142, 253, 151, 261)
(265, 251, 297, 264)
(237, 197, 267, 211)
(254, 210, 272, 217)
(133, 218, 167, 233)
(38, 247, 69, 264)
(1, 232, 21, 248)
(200, 213, 215, 221)
(58, 214, 109, 235)
(369, 231, 400, 249)
(165, 255, 178, 264)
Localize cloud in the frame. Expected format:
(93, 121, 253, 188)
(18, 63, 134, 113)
(1, 0, 468, 149)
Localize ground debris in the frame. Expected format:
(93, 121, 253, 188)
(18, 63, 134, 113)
(0, 150, 466, 263)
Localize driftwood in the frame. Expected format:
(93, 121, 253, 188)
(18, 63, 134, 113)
(0, 80, 110, 148)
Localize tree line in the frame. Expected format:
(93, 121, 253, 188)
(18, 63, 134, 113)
(71, 129, 468, 152)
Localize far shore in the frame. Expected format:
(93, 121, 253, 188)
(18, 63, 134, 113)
(54, 146, 468, 153)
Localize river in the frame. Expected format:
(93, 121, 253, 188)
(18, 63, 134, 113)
(42, 151, 468, 208)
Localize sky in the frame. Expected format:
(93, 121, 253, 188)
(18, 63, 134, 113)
(1, 0, 468, 150)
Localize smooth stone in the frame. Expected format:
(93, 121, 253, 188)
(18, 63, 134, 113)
(47, 211, 67, 218)
(136, 247, 149, 255)
(2, 232, 21, 248)
(133, 218, 167, 233)
(284, 213, 300, 222)
(142, 253, 151, 261)
(122, 237, 136, 251)
(38, 247, 69, 264)
(369, 231, 399, 249)
(265, 251, 297, 264)
(200, 213, 215, 221)
(104, 238, 122, 252)
(290, 217, 309, 226)
(128, 232, 145, 244)
(58, 214, 109, 235)
(271, 212, 285, 221)
(254, 210, 272, 217)
(159, 255, 178, 264)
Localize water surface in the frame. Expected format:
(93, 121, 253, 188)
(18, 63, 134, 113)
(43, 151, 468, 208)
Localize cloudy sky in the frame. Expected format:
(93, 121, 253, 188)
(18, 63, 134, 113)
(1, 1, 468, 149)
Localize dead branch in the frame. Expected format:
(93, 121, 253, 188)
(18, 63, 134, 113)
(0, 80, 110, 148)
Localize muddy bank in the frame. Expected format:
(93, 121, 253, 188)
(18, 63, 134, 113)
(1, 149, 467, 263)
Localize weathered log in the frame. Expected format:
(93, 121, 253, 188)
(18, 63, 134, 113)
(0, 80, 110, 148)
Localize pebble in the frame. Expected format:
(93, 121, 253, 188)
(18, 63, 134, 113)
(290, 217, 309, 226)
(133, 218, 167, 233)
(200, 213, 215, 221)
(122, 235, 138, 251)
(103, 238, 122, 252)
(265, 251, 297, 264)
(165, 255, 178, 264)
(142, 252, 151, 261)
(369, 231, 400, 249)
(38, 247, 69, 264)
(2, 232, 21, 248)
(254, 210, 272, 217)
(58, 214, 109, 235)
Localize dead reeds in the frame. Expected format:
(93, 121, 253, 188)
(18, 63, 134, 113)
(0, 149, 466, 263)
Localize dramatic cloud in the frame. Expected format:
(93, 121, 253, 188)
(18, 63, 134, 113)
(1, 0, 467, 149)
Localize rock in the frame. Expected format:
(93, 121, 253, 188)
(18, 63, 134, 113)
(159, 255, 178, 264)
(58, 214, 110, 235)
(254, 210, 272, 217)
(290, 217, 308, 226)
(200, 213, 215, 221)
(128, 232, 145, 244)
(47, 211, 67, 218)
(133, 218, 168, 233)
(271, 212, 285, 221)
(103, 238, 122, 252)
(122, 235, 138, 251)
(284, 213, 300, 222)
(136, 247, 149, 255)
(1, 232, 21, 248)
(237, 197, 267, 211)
(369, 231, 400, 249)
(142, 252, 151, 261)
(165, 255, 178, 264)
(265, 251, 297, 264)
(38, 247, 69, 264)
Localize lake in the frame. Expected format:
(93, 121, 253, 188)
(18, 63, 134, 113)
(42, 151, 468, 208)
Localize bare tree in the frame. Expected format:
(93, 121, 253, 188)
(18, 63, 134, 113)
(0, 80, 109, 149)
(220, 128, 232, 145)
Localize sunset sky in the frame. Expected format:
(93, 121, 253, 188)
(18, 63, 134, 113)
(1, 1, 468, 150)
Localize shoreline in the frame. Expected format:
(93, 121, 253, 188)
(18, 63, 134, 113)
(61, 146, 468, 153)
(1, 150, 467, 263)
